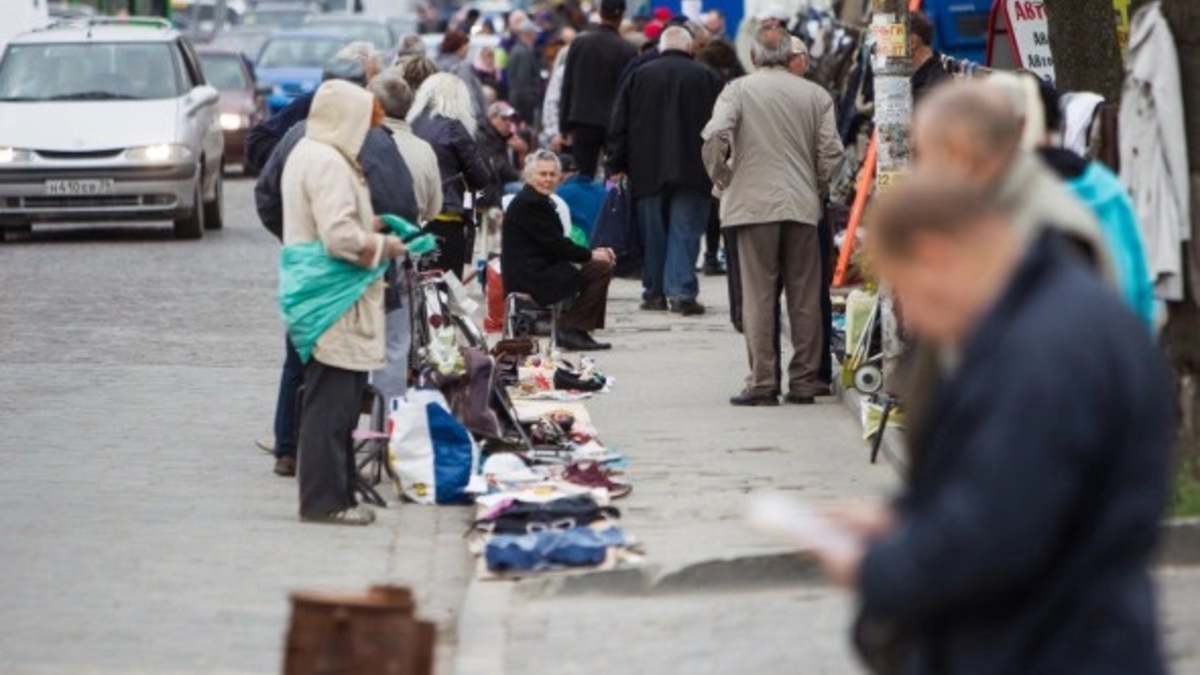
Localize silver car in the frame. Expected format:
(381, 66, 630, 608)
(0, 18, 225, 240)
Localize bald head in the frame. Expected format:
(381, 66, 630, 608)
(659, 26, 693, 54)
(913, 81, 1022, 185)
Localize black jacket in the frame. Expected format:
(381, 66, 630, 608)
(254, 122, 418, 239)
(608, 51, 723, 199)
(475, 122, 521, 208)
(410, 110, 493, 217)
(505, 41, 541, 122)
(859, 233, 1171, 675)
(558, 25, 636, 131)
(244, 90, 314, 174)
(501, 185, 591, 307)
(910, 52, 952, 107)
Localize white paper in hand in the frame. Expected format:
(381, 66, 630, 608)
(745, 492, 860, 560)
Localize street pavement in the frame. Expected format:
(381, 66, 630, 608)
(1, 178, 1197, 675)
(0, 177, 474, 675)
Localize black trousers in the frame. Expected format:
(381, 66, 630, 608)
(298, 360, 367, 517)
(568, 124, 607, 180)
(705, 197, 721, 263)
(424, 218, 470, 280)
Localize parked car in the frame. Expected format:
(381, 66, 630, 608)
(198, 47, 268, 173)
(305, 15, 394, 51)
(205, 25, 275, 64)
(0, 18, 225, 240)
(254, 30, 349, 114)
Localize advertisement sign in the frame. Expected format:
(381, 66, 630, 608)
(1005, 0, 1055, 81)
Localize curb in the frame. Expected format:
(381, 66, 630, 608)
(835, 382, 1200, 568)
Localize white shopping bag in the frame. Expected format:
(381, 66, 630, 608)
(388, 389, 480, 505)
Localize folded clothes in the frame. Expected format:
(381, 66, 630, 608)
(474, 493, 620, 535)
(485, 526, 628, 572)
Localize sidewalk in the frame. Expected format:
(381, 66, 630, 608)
(455, 273, 1200, 675)
(457, 273, 898, 675)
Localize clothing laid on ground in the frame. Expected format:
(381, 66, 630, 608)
(501, 185, 613, 332)
(860, 232, 1171, 675)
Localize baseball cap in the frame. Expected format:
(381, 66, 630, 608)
(790, 36, 808, 57)
(488, 101, 517, 119)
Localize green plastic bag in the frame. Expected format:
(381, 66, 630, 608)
(279, 214, 439, 362)
(279, 241, 387, 363)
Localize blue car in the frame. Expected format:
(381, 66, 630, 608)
(254, 31, 350, 115)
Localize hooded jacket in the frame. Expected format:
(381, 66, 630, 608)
(282, 80, 387, 372)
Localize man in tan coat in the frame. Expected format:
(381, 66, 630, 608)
(283, 79, 407, 526)
(702, 24, 843, 406)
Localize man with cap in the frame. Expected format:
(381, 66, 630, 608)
(506, 21, 542, 123)
(476, 100, 528, 209)
(558, 0, 637, 179)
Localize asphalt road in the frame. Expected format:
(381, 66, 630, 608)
(0, 176, 473, 675)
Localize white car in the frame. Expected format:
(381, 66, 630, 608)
(0, 18, 225, 240)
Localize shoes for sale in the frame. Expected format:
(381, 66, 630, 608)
(255, 437, 275, 454)
(562, 461, 632, 499)
(729, 390, 779, 407)
(274, 454, 297, 477)
(300, 505, 376, 526)
(669, 298, 706, 316)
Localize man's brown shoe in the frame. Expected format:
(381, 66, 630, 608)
(274, 455, 297, 477)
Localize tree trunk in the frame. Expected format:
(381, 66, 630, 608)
(869, 0, 912, 384)
(1162, 0, 1200, 479)
(1044, 0, 1124, 101)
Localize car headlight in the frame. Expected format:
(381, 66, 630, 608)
(220, 113, 247, 131)
(124, 144, 192, 163)
(0, 147, 34, 164)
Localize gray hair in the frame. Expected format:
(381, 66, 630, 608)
(659, 26, 693, 53)
(407, 72, 477, 136)
(368, 68, 414, 120)
(336, 41, 384, 74)
(750, 24, 791, 68)
(523, 149, 562, 180)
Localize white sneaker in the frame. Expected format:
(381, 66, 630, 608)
(255, 437, 275, 454)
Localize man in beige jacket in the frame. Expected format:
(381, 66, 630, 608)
(702, 24, 843, 406)
(283, 79, 407, 526)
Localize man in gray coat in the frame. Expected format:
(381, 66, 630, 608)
(702, 24, 842, 406)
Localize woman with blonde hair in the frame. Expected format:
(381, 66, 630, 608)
(408, 73, 494, 277)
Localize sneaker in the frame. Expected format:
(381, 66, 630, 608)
(300, 505, 376, 526)
(274, 454, 297, 477)
(640, 296, 668, 312)
(255, 437, 275, 454)
(669, 299, 706, 316)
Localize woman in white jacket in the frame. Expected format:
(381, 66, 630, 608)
(282, 79, 407, 526)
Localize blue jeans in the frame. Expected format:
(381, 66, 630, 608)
(273, 335, 304, 459)
(636, 190, 711, 302)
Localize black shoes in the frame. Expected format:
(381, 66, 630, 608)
(701, 260, 726, 276)
(784, 393, 816, 405)
(274, 454, 297, 477)
(640, 296, 668, 311)
(669, 298, 706, 316)
(730, 390, 780, 407)
(558, 328, 612, 352)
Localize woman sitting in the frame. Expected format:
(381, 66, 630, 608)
(501, 151, 616, 351)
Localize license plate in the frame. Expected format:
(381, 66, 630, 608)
(44, 179, 115, 196)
